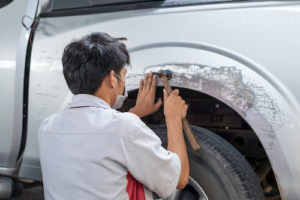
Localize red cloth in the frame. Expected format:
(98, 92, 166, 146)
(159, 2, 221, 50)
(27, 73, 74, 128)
(126, 171, 146, 200)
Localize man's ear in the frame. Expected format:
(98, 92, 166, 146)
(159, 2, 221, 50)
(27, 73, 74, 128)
(108, 70, 116, 89)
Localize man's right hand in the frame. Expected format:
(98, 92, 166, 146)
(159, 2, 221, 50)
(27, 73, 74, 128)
(163, 89, 188, 120)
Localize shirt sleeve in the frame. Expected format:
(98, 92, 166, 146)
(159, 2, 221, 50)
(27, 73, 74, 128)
(126, 120, 181, 198)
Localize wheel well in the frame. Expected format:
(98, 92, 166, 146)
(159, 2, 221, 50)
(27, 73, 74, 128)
(121, 86, 265, 156)
(120, 86, 281, 199)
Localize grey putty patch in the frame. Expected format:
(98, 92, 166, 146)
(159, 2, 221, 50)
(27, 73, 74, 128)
(126, 63, 254, 117)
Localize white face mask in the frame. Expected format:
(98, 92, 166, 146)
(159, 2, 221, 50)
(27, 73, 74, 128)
(107, 72, 128, 109)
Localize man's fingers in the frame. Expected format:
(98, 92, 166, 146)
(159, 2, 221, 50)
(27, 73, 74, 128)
(172, 89, 179, 96)
(147, 72, 153, 91)
(154, 98, 163, 111)
(185, 104, 188, 111)
(150, 75, 157, 94)
(163, 88, 168, 102)
(143, 73, 149, 92)
(138, 79, 143, 96)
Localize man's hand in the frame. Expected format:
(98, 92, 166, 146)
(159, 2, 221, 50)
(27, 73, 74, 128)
(163, 89, 188, 121)
(129, 72, 162, 118)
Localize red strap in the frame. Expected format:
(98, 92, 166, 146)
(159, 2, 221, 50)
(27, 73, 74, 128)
(69, 106, 91, 109)
(126, 171, 146, 200)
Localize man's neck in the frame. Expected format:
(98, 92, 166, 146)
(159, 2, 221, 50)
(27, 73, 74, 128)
(93, 88, 115, 108)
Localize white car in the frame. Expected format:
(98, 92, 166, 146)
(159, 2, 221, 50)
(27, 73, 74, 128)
(1, 0, 300, 199)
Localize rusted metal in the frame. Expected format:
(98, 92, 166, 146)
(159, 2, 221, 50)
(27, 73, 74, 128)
(274, 173, 286, 200)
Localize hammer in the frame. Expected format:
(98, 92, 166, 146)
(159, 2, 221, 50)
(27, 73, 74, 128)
(152, 70, 201, 151)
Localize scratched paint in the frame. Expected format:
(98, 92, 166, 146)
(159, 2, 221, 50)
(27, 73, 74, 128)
(126, 63, 254, 117)
(248, 78, 293, 132)
(126, 63, 292, 136)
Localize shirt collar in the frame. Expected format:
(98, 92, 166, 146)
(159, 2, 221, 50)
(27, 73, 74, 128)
(67, 94, 111, 109)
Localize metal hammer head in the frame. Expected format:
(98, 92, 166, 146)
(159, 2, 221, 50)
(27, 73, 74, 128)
(152, 70, 172, 80)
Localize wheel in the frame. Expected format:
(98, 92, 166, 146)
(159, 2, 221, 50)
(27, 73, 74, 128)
(149, 124, 264, 200)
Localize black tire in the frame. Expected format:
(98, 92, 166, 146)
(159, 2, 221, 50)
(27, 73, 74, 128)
(149, 124, 264, 200)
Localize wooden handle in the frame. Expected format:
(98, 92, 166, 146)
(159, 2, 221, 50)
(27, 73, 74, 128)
(161, 76, 201, 151)
(182, 118, 201, 150)
(161, 76, 173, 94)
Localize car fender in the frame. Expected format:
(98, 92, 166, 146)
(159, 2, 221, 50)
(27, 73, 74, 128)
(125, 42, 300, 200)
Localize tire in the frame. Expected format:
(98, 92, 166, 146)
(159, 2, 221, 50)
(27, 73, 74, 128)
(149, 124, 264, 200)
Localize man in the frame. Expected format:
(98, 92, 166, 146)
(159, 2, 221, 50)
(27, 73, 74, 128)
(38, 32, 189, 200)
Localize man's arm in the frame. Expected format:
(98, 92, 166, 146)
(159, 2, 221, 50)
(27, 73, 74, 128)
(129, 72, 189, 189)
(163, 88, 189, 189)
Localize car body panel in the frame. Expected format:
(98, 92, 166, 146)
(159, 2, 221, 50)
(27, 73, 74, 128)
(0, 0, 38, 172)
(0, 0, 298, 199)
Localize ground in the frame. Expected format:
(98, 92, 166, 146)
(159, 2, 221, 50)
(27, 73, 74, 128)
(4, 182, 44, 200)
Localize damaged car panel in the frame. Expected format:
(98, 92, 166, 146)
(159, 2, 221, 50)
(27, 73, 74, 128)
(1, 0, 300, 199)
(145, 64, 254, 117)
(127, 44, 300, 198)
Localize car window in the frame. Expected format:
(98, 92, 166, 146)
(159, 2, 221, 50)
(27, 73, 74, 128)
(51, 0, 158, 11)
(51, 0, 253, 11)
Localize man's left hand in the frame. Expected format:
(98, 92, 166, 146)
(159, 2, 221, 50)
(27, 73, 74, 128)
(129, 72, 162, 118)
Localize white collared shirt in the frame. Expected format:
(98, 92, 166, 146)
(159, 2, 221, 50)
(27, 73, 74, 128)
(38, 94, 181, 200)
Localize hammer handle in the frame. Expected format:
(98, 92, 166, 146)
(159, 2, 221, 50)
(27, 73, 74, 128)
(160, 76, 201, 151)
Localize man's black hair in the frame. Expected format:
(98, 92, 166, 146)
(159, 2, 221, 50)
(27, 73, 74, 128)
(62, 32, 130, 95)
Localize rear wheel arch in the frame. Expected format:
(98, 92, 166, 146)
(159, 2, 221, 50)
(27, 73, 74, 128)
(124, 59, 299, 199)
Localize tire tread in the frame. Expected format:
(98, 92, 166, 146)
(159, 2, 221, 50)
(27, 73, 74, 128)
(149, 124, 264, 200)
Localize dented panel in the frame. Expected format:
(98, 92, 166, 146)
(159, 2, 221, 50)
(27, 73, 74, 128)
(146, 64, 254, 117)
